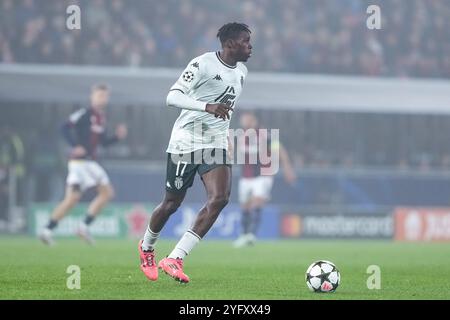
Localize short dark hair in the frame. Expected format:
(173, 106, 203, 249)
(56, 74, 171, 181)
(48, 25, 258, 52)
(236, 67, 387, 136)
(92, 83, 110, 92)
(217, 22, 251, 44)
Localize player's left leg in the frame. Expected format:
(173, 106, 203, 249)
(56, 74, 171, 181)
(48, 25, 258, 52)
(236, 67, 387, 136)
(233, 202, 252, 247)
(234, 178, 255, 247)
(86, 184, 115, 221)
(160, 164, 231, 283)
(77, 162, 114, 245)
(76, 183, 114, 245)
(247, 196, 268, 242)
(191, 165, 231, 236)
(141, 152, 194, 282)
(246, 176, 274, 244)
(39, 185, 82, 245)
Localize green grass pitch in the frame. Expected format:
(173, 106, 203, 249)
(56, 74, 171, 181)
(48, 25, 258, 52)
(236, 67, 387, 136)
(1, 237, 450, 299)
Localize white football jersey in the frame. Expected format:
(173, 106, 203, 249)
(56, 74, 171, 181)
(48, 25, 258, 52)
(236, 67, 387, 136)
(166, 51, 248, 154)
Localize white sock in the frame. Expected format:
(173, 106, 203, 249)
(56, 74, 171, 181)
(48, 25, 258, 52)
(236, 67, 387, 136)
(168, 230, 201, 260)
(141, 227, 160, 251)
(79, 222, 89, 232)
(42, 228, 52, 237)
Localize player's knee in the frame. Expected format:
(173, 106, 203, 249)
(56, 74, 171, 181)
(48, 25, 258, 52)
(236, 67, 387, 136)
(106, 186, 115, 201)
(64, 194, 80, 208)
(162, 199, 181, 215)
(207, 194, 229, 210)
(100, 185, 114, 201)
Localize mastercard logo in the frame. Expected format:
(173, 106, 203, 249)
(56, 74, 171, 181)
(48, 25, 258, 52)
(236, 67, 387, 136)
(281, 214, 302, 237)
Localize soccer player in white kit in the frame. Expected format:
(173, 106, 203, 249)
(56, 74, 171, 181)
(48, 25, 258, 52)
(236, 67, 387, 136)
(138, 23, 252, 283)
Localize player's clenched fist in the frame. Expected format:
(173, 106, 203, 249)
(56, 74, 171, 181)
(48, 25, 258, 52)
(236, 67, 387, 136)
(115, 124, 128, 140)
(206, 103, 233, 121)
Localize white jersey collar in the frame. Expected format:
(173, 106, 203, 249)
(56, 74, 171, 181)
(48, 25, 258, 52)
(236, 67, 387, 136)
(216, 51, 237, 69)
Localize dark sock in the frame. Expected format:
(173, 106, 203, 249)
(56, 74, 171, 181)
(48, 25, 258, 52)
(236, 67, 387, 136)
(242, 210, 251, 234)
(84, 214, 95, 226)
(250, 207, 262, 235)
(46, 219, 58, 230)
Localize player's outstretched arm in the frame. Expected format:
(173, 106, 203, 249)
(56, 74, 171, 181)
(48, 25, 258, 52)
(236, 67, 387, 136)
(166, 90, 232, 120)
(166, 89, 207, 111)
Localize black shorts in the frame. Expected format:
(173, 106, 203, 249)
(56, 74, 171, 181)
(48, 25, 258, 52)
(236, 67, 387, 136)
(165, 148, 231, 193)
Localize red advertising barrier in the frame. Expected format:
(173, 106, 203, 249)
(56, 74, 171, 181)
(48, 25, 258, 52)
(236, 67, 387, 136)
(395, 207, 450, 242)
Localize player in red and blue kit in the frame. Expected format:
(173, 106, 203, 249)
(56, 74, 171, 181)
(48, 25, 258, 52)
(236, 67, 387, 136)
(39, 84, 127, 246)
(233, 111, 296, 247)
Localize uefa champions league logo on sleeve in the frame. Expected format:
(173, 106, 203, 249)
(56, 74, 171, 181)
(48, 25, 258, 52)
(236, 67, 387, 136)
(183, 71, 195, 83)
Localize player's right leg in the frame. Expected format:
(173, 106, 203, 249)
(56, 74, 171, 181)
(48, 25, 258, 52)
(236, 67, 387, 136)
(246, 176, 273, 243)
(39, 185, 82, 245)
(234, 205, 253, 247)
(77, 184, 114, 245)
(139, 153, 197, 280)
(234, 178, 254, 248)
(139, 190, 186, 281)
(139, 152, 193, 281)
(76, 162, 113, 245)
(244, 196, 268, 246)
(153, 152, 202, 283)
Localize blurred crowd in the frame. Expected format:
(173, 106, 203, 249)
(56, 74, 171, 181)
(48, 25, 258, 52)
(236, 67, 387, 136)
(1, 0, 449, 78)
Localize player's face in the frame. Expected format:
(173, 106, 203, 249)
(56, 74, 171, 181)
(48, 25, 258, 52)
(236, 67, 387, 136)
(233, 31, 252, 62)
(91, 89, 110, 110)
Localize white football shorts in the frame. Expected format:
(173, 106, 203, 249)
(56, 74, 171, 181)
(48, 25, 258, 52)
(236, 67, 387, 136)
(238, 176, 274, 204)
(66, 160, 110, 192)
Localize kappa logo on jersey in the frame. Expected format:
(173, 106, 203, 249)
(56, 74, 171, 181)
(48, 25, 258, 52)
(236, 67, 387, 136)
(213, 74, 222, 81)
(183, 71, 195, 82)
(191, 62, 199, 69)
(174, 177, 184, 189)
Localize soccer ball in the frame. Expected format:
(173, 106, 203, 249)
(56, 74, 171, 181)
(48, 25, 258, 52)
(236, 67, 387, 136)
(305, 260, 340, 293)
